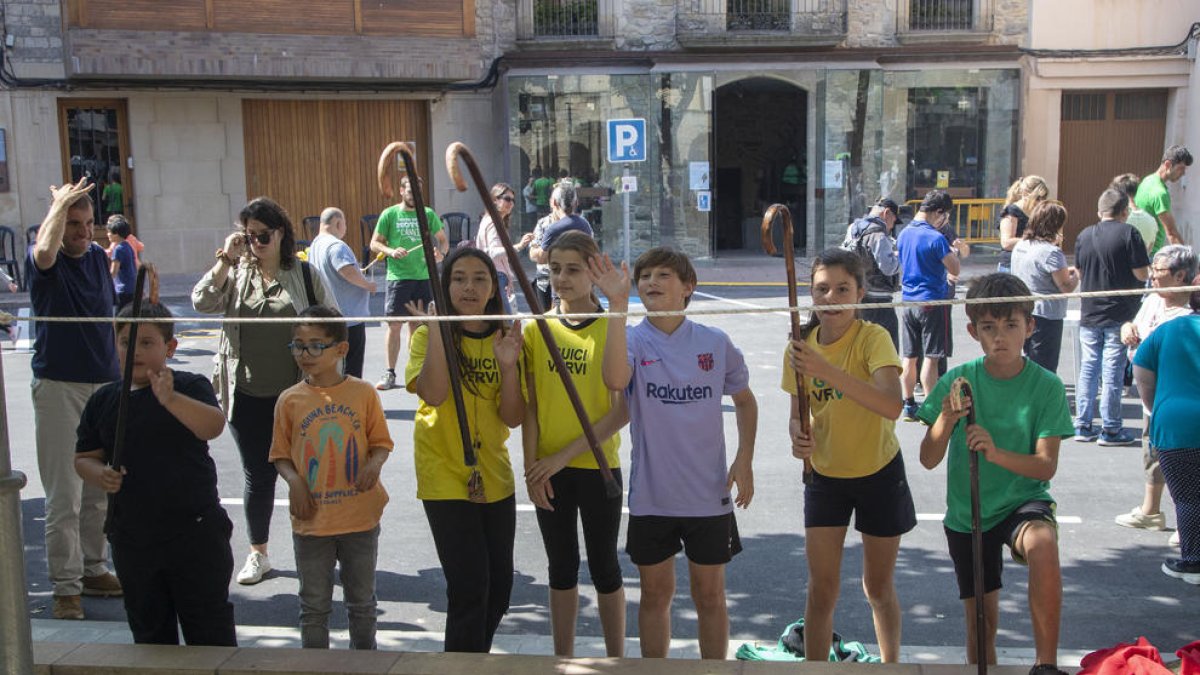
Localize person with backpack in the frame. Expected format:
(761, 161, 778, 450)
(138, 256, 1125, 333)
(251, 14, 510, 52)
(842, 199, 901, 350)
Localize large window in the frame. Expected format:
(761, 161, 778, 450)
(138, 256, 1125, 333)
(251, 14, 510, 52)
(906, 87, 987, 198)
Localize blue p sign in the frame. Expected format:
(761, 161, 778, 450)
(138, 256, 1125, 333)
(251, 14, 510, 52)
(607, 118, 646, 163)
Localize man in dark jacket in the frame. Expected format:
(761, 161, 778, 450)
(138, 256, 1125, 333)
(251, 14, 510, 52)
(843, 198, 901, 348)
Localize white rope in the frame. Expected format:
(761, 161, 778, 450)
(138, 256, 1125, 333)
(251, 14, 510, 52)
(13, 285, 1200, 325)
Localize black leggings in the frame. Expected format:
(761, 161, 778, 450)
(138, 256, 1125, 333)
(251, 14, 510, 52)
(229, 391, 280, 546)
(423, 496, 516, 653)
(535, 468, 623, 594)
(346, 323, 366, 379)
(1024, 316, 1064, 374)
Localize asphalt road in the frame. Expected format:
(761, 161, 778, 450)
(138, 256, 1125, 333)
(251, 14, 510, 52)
(7, 283, 1197, 655)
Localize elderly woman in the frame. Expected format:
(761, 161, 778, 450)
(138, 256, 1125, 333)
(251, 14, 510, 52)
(1011, 201, 1078, 373)
(1132, 275, 1200, 584)
(193, 197, 336, 585)
(1115, 245, 1197, 544)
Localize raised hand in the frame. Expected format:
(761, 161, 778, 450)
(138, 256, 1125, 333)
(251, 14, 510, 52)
(493, 320, 523, 369)
(49, 178, 92, 209)
(147, 367, 176, 407)
(587, 254, 630, 306)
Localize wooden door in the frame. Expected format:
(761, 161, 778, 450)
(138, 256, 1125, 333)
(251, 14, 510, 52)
(1057, 90, 1167, 250)
(57, 99, 135, 242)
(242, 99, 431, 262)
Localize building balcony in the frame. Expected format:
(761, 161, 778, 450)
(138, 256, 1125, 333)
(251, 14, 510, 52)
(675, 0, 847, 49)
(516, 0, 616, 49)
(895, 0, 995, 44)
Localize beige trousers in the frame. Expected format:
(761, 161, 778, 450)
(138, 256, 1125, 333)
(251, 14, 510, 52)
(32, 377, 111, 596)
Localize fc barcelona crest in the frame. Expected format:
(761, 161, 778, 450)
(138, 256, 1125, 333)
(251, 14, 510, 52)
(697, 353, 714, 372)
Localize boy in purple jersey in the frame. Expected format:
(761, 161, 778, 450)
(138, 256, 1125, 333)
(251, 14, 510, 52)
(590, 247, 757, 660)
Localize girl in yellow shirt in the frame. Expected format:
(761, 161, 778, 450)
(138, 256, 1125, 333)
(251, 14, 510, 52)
(783, 248, 915, 663)
(522, 231, 628, 657)
(405, 247, 524, 653)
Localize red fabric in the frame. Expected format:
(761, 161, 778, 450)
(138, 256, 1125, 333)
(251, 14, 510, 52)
(1079, 637, 1171, 675)
(1178, 639, 1200, 675)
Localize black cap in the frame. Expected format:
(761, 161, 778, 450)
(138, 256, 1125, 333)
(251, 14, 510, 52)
(875, 198, 900, 218)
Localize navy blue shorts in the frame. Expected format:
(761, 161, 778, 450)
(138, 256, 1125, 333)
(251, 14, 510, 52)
(804, 452, 917, 538)
(385, 279, 433, 317)
(944, 500, 1057, 599)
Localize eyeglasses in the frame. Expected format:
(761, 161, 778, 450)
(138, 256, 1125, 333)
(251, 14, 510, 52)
(287, 341, 334, 357)
(243, 230, 273, 245)
(496, 195, 515, 203)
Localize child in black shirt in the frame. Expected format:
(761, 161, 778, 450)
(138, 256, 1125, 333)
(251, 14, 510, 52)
(75, 302, 236, 645)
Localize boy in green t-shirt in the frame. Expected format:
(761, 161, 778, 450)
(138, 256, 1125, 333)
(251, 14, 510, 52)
(369, 175, 449, 391)
(917, 274, 1074, 675)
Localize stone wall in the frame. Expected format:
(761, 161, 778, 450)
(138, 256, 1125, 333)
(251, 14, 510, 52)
(615, 0, 678, 51)
(2, 0, 66, 79)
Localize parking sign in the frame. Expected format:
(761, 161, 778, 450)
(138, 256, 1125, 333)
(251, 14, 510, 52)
(607, 118, 646, 163)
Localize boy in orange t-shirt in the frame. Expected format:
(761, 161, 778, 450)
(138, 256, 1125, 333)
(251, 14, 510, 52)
(270, 306, 393, 650)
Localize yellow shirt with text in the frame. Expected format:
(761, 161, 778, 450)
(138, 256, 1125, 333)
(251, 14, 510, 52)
(522, 315, 620, 470)
(406, 325, 515, 502)
(780, 320, 901, 478)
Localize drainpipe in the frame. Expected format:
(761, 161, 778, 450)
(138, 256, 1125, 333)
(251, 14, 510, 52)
(0, 351, 33, 674)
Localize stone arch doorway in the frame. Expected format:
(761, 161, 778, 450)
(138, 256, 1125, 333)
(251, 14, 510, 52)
(713, 77, 807, 252)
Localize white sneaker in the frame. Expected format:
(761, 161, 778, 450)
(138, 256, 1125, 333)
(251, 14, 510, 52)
(236, 551, 271, 585)
(1114, 507, 1167, 530)
(375, 370, 397, 391)
(1170, 531, 1180, 547)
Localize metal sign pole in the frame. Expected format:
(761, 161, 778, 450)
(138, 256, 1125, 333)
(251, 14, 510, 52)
(622, 164, 631, 264)
(0, 350, 33, 674)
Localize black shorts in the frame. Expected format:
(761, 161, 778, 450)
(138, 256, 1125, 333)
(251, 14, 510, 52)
(626, 513, 742, 566)
(804, 452, 917, 537)
(944, 500, 1057, 599)
(385, 279, 433, 317)
(901, 304, 953, 359)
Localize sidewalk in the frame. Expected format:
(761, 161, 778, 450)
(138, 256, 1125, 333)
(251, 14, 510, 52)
(29, 618, 1090, 667)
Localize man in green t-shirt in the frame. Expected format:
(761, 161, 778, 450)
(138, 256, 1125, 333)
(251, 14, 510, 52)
(369, 175, 449, 391)
(918, 274, 1074, 675)
(1135, 145, 1192, 253)
(532, 167, 553, 218)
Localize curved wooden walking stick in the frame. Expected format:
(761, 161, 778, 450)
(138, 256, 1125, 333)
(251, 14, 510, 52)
(446, 142, 622, 499)
(952, 378, 987, 675)
(761, 204, 813, 485)
(378, 142, 485, 502)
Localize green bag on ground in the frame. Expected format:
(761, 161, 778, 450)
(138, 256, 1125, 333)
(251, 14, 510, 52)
(734, 618, 882, 663)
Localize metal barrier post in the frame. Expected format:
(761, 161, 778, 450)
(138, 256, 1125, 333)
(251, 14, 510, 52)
(0, 350, 34, 674)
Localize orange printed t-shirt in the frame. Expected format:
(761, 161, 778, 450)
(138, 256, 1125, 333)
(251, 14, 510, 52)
(269, 376, 393, 536)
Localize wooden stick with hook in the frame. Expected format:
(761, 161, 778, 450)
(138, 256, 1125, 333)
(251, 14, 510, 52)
(378, 142, 481, 495)
(761, 204, 813, 485)
(446, 142, 622, 499)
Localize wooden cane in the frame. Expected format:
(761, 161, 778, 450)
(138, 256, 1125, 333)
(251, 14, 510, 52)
(960, 379, 987, 675)
(761, 204, 814, 485)
(446, 142, 622, 499)
(378, 142, 484, 501)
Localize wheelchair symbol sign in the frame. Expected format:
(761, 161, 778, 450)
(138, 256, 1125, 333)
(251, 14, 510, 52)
(607, 119, 646, 163)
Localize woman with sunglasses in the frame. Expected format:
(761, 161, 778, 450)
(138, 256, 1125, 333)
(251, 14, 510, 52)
(193, 197, 337, 586)
(474, 183, 534, 313)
